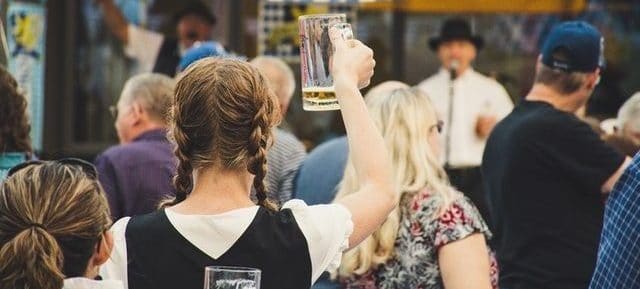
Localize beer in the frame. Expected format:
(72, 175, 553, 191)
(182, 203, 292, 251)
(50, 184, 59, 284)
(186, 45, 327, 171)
(302, 86, 339, 111)
(299, 14, 352, 111)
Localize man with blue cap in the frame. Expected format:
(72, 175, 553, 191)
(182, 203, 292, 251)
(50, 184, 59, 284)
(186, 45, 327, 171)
(98, 0, 218, 76)
(482, 21, 630, 289)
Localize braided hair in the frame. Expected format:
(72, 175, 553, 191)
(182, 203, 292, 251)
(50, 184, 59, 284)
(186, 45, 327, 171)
(162, 57, 280, 211)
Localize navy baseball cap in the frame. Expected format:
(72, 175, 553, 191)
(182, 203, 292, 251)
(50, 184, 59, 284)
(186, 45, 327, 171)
(541, 21, 604, 73)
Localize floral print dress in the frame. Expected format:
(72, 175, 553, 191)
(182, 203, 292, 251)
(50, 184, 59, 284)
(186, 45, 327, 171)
(342, 188, 499, 289)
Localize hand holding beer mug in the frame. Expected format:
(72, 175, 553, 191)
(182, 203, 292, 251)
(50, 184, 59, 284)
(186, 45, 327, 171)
(299, 14, 369, 111)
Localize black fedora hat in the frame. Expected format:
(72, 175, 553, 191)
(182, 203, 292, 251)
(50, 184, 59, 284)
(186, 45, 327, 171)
(428, 18, 484, 51)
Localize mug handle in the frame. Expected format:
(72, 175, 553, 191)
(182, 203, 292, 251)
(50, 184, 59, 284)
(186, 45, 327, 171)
(332, 22, 354, 43)
(331, 23, 370, 89)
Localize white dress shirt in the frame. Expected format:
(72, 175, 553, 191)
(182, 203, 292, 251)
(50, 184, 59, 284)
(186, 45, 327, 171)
(418, 68, 513, 168)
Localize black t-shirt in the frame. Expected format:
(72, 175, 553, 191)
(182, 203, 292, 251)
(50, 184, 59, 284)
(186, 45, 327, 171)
(482, 100, 625, 289)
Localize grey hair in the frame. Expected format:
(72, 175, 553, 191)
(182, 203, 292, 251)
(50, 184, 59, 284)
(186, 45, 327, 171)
(618, 92, 640, 133)
(119, 73, 175, 124)
(249, 56, 295, 104)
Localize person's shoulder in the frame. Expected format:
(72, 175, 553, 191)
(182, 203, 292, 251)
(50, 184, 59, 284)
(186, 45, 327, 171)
(96, 144, 128, 162)
(274, 128, 305, 149)
(281, 200, 352, 232)
(410, 188, 493, 245)
(470, 70, 507, 91)
(271, 129, 306, 165)
(104, 138, 172, 160)
(512, 101, 573, 127)
(612, 153, 640, 192)
(405, 187, 452, 222)
(98, 143, 145, 162)
(310, 136, 347, 154)
(303, 136, 348, 166)
(417, 72, 443, 88)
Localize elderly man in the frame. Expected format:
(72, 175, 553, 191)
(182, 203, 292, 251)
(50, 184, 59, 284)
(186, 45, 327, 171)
(418, 18, 513, 223)
(482, 21, 630, 289)
(250, 56, 306, 205)
(95, 73, 176, 220)
(602, 92, 640, 156)
(98, 0, 218, 76)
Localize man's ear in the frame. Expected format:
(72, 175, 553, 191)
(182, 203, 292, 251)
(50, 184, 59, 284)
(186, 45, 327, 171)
(535, 55, 543, 72)
(130, 101, 145, 125)
(586, 68, 601, 91)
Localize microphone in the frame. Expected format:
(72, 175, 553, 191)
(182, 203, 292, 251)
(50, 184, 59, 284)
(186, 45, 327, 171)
(449, 59, 459, 80)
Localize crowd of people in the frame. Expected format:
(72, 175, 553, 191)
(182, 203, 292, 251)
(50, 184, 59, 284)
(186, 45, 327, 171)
(1, 2, 640, 289)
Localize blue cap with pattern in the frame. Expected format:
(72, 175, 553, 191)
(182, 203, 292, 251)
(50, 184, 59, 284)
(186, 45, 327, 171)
(179, 41, 227, 72)
(541, 21, 604, 73)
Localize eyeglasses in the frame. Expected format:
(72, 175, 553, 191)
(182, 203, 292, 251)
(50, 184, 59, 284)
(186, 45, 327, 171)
(7, 158, 98, 180)
(431, 120, 444, 134)
(109, 105, 118, 119)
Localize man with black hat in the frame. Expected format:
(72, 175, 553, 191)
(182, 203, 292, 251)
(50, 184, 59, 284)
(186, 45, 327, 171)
(97, 0, 220, 76)
(418, 18, 513, 223)
(482, 21, 630, 289)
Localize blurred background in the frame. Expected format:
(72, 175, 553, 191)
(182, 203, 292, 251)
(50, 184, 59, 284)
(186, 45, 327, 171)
(3, 0, 639, 159)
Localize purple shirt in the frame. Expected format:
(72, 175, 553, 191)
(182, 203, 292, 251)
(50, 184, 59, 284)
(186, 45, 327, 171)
(95, 129, 176, 220)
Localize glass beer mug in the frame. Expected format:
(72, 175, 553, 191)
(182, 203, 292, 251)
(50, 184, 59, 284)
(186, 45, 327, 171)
(204, 266, 261, 289)
(299, 14, 354, 111)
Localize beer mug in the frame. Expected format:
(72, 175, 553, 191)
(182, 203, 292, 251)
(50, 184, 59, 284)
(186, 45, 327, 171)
(299, 14, 354, 111)
(204, 266, 261, 289)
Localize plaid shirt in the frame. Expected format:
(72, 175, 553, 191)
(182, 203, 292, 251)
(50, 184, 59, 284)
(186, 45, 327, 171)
(590, 154, 640, 289)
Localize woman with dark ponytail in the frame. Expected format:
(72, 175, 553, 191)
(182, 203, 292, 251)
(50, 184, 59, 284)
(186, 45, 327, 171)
(102, 28, 396, 289)
(0, 160, 118, 289)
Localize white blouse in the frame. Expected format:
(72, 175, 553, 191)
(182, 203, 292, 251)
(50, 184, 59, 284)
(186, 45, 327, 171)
(101, 200, 353, 288)
(63, 278, 123, 289)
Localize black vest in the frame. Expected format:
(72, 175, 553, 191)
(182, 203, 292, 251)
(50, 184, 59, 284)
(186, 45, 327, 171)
(152, 38, 180, 77)
(125, 208, 312, 289)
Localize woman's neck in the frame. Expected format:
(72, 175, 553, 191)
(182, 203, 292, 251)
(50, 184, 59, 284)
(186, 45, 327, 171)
(170, 166, 256, 215)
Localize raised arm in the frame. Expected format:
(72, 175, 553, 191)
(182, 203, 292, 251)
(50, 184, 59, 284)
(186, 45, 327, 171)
(329, 28, 396, 248)
(96, 0, 129, 44)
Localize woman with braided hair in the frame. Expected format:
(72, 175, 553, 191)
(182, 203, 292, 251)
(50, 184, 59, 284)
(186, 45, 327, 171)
(101, 28, 395, 289)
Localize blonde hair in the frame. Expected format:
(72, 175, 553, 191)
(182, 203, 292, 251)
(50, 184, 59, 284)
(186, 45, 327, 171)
(161, 57, 281, 211)
(335, 87, 461, 278)
(0, 162, 111, 289)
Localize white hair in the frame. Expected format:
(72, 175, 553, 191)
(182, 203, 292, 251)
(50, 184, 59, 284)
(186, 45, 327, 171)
(617, 92, 640, 133)
(249, 56, 296, 105)
(120, 73, 175, 124)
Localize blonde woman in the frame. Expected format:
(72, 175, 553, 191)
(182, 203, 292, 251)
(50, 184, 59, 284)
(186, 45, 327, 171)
(0, 159, 119, 289)
(336, 88, 498, 289)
